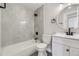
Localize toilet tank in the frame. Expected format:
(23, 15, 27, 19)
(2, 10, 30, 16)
(42, 34, 51, 44)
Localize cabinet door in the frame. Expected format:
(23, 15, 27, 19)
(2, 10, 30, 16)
(52, 42, 70, 56)
(70, 47, 79, 56)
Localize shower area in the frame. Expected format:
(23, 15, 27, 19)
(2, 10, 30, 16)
(0, 3, 41, 56)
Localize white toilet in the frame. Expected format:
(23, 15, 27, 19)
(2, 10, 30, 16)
(36, 34, 51, 56)
(37, 43, 47, 56)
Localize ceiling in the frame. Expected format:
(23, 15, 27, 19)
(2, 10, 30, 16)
(21, 3, 44, 11)
(0, 3, 44, 11)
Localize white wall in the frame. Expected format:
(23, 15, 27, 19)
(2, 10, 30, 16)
(35, 3, 75, 36)
(43, 3, 79, 35)
(43, 3, 65, 35)
(1, 3, 34, 47)
(34, 4, 64, 42)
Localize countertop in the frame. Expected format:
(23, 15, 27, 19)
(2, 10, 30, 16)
(52, 33, 79, 40)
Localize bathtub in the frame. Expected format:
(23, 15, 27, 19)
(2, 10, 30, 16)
(2, 39, 40, 56)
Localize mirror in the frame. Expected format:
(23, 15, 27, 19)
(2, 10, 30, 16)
(57, 4, 79, 31)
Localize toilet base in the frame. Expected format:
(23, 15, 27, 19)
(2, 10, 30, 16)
(38, 50, 47, 56)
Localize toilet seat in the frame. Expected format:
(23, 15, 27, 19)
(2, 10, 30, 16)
(37, 43, 47, 49)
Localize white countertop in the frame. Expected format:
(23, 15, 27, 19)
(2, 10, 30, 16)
(52, 33, 79, 40)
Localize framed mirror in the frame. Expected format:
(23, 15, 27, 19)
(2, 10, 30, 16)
(57, 4, 79, 31)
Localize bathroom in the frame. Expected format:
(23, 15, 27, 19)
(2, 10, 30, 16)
(0, 3, 79, 56)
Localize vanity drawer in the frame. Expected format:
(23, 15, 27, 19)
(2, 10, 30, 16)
(52, 36, 70, 45)
(52, 36, 79, 48)
(68, 39, 79, 48)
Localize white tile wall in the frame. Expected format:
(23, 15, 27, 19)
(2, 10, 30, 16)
(1, 3, 34, 47)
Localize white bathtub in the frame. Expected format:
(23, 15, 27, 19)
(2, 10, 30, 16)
(2, 39, 39, 56)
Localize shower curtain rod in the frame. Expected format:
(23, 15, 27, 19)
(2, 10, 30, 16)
(0, 3, 6, 9)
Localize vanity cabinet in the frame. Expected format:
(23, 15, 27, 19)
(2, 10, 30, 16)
(52, 36, 79, 56)
(53, 42, 70, 56)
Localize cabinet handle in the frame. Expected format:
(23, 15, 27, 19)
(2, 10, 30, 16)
(66, 49, 70, 52)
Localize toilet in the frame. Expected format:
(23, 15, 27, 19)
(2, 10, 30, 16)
(36, 43, 47, 56)
(36, 34, 51, 56)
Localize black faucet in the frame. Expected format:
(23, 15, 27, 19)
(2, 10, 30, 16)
(66, 28, 73, 35)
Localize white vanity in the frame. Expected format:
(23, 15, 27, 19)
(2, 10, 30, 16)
(52, 33, 79, 56)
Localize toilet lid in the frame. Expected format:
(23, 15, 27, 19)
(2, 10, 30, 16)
(37, 43, 47, 48)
